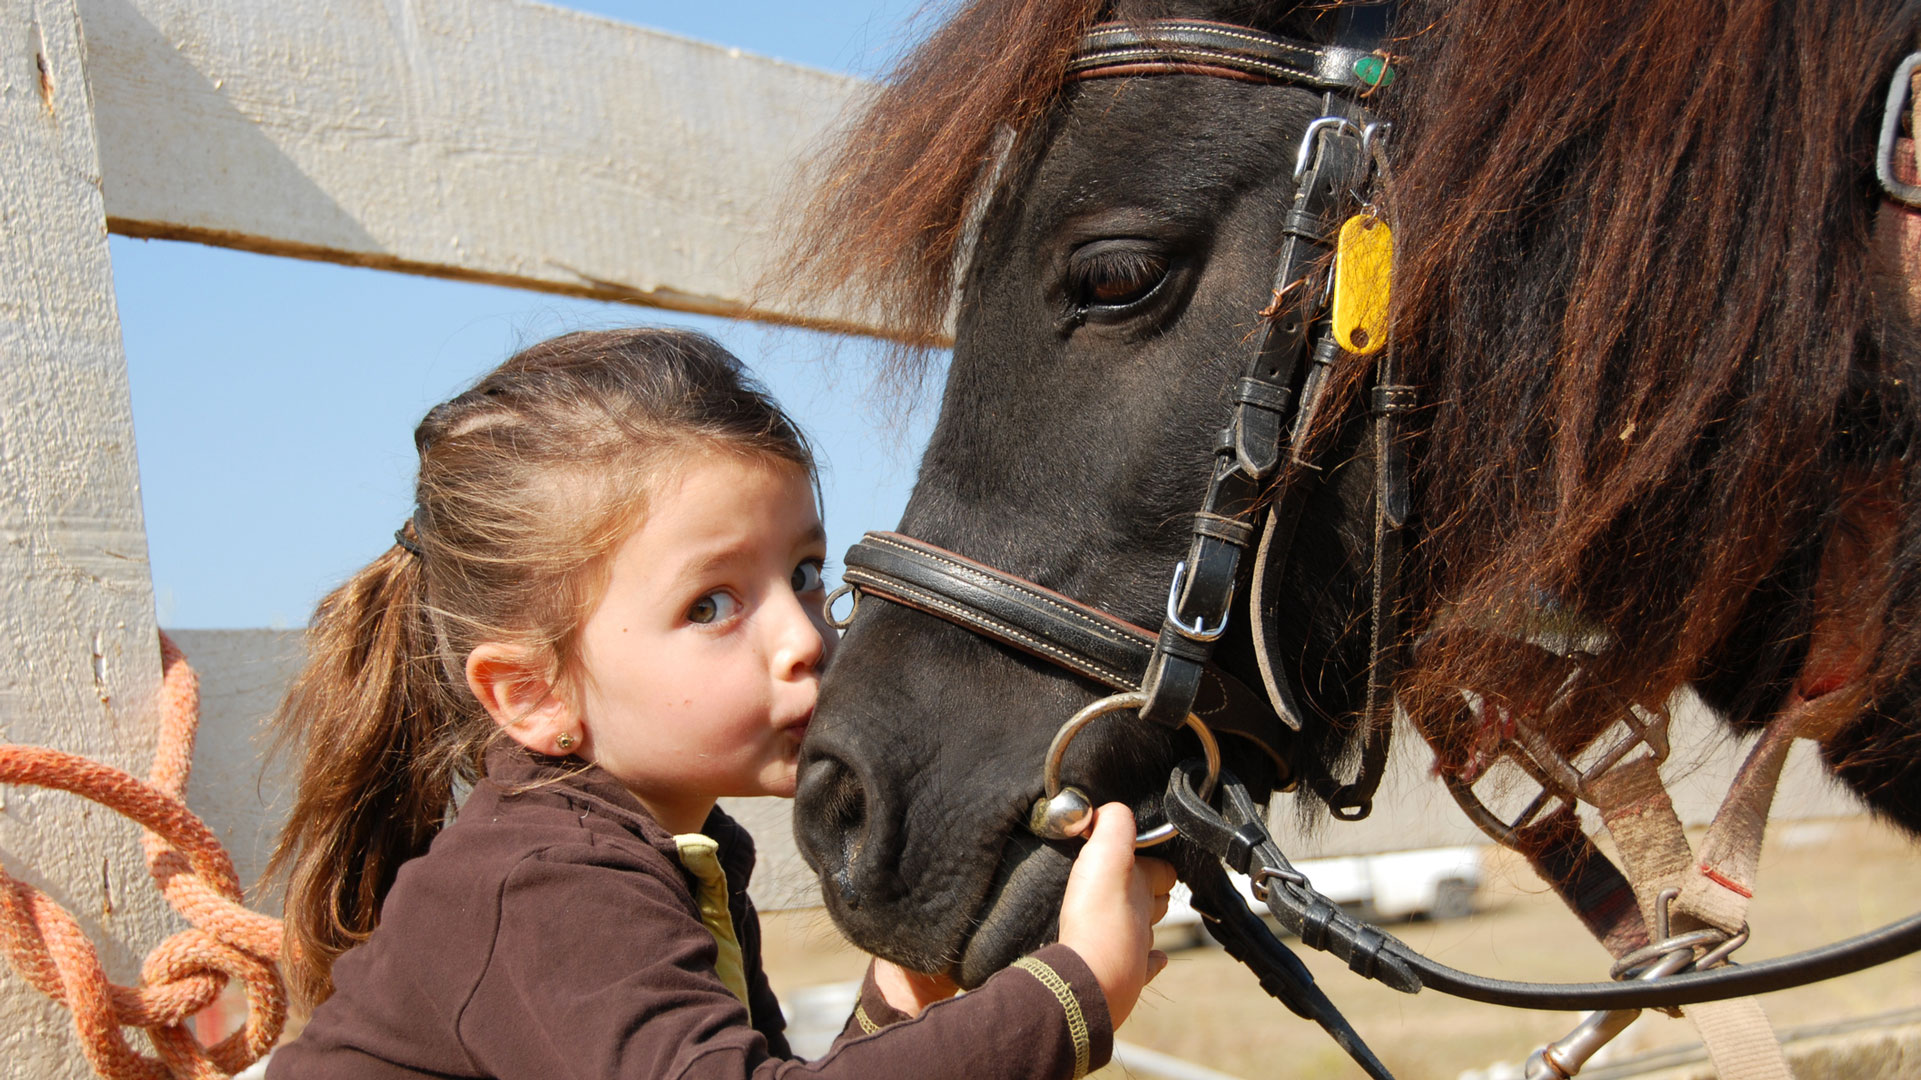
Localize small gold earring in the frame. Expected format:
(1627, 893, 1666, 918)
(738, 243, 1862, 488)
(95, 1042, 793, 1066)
(555, 732, 577, 753)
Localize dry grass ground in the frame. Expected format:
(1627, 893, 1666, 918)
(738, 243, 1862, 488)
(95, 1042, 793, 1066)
(759, 816, 1921, 1080)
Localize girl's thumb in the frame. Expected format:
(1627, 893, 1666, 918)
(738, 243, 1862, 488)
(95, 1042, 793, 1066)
(1078, 802, 1137, 865)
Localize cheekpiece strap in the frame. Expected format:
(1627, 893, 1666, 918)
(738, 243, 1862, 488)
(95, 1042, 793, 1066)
(1068, 20, 1389, 93)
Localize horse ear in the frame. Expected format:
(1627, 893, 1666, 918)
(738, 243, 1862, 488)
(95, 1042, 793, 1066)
(464, 642, 577, 753)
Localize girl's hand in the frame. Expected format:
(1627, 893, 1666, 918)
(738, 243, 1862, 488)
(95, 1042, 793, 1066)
(1056, 803, 1175, 1027)
(872, 958, 960, 1018)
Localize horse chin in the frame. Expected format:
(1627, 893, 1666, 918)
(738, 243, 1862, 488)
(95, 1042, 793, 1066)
(954, 831, 1075, 988)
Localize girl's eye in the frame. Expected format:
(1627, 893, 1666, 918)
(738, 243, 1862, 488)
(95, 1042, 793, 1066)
(687, 591, 740, 625)
(791, 560, 825, 594)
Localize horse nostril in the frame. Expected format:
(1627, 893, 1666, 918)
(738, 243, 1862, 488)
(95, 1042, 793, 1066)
(796, 751, 869, 894)
(827, 776, 868, 852)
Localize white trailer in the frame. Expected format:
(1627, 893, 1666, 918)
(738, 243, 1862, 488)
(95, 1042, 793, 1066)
(1158, 845, 1486, 950)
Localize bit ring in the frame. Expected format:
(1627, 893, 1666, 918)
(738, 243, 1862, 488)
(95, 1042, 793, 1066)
(823, 584, 859, 629)
(1042, 691, 1221, 848)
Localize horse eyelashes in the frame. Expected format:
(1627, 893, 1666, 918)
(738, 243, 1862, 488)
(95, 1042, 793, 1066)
(1067, 246, 1170, 313)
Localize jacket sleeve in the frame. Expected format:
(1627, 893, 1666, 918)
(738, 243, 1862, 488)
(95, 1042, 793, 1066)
(457, 844, 1112, 1080)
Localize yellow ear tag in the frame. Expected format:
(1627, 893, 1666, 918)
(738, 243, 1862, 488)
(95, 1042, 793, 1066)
(1331, 214, 1393, 355)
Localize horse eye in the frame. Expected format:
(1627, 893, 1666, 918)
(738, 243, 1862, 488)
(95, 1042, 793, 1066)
(1067, 243, 1170, 313)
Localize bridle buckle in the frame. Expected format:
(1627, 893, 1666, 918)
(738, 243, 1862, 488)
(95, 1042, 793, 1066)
(1165, 560, 1233, 642)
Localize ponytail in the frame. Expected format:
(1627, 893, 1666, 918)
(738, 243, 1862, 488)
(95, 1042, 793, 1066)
(267, 540, 472, 1008)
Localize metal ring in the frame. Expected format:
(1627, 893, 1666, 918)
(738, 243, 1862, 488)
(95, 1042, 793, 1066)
(823, 584, 859, 630)
(1042, 690, 1222, 848)
(1694, 924, 1751, 972)
(1608, 929, 1728, 981)
(1251, 864, 1306, 902)
(1359, 120, 1390, 161)
(1165, 561, 1232, 642)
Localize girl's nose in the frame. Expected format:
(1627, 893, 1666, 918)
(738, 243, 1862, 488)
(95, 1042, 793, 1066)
(771, 589, 832, 677)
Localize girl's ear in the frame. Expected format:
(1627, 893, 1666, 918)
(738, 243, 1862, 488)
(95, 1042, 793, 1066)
(465, 643, 580, 756)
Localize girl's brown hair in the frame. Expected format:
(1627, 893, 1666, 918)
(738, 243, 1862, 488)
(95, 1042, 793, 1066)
(267, 328, 814, 1007)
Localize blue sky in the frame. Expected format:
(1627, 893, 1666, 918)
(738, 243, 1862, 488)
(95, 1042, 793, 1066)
(118, 1, 938, 628)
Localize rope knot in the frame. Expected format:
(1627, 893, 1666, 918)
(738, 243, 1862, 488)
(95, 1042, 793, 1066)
(0, 634, 286, 1079)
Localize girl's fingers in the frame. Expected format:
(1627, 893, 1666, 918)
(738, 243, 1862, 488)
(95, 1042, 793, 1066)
(1141, 857, 1178, 896)
(1057, 804, 1174, 1029)
(1140, 857, 1176, 924)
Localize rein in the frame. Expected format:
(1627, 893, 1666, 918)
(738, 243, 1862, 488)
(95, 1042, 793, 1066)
(826, 13, 1921, 1080)
(1161, 761, 1921, 1009)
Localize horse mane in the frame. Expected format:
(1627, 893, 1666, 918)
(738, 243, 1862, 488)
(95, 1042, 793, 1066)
(1381, 0, 1921, 776)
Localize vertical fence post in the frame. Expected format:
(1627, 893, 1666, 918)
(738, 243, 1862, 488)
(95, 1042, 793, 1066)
(1, 0, 171, 1073)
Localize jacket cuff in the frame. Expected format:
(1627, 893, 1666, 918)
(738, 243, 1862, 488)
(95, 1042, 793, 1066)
(1002, 943, 1114, 1077)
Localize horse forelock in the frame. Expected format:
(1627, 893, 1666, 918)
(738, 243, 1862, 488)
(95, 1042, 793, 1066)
(779, 0, 1355, 365)
(1380, 0, 1921, 783)
(779, 0, 1103, 358)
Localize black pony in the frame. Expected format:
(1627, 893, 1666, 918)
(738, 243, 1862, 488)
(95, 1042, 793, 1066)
(786, 0, 1921, 1005)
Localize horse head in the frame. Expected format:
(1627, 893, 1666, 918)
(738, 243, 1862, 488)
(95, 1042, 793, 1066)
(792, 0, 1921, 992)
(794, 0, 1388, 986)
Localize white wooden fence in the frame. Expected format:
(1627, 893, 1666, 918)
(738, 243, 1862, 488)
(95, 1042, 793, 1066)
(2, 1, 875, 1073)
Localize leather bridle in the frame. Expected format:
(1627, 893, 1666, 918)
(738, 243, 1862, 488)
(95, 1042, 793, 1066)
(824, 12, 1921, 1080)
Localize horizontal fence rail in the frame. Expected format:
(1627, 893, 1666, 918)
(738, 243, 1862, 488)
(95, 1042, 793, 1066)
(84, 0, 897, 337)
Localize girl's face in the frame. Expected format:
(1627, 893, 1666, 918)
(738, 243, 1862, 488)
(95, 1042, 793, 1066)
(572, 454, 834, 833)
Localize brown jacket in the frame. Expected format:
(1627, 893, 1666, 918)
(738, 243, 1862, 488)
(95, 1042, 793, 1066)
(269, 746, 1112, 1079)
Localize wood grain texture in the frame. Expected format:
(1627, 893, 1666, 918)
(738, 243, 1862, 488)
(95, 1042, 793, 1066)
(82, 0, 891, 335)
(1, 0, 171, 1073)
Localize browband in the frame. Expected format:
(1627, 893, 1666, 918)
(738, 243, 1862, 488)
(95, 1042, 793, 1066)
(1068, 20, 1391, 93)
(841, 531, 1294, 776)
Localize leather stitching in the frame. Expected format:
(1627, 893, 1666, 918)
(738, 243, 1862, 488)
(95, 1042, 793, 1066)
(844, 571, 1137, 689)
(863, 534, 1152, 645)
(1084, 22, 1324, 60)
(1072, 49, 1326, 84)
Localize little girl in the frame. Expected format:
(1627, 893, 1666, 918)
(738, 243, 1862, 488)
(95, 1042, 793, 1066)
(265, 328, 1172, 1079)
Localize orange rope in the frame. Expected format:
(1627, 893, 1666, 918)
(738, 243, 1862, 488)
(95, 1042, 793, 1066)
(0, 633, 286, 1079)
